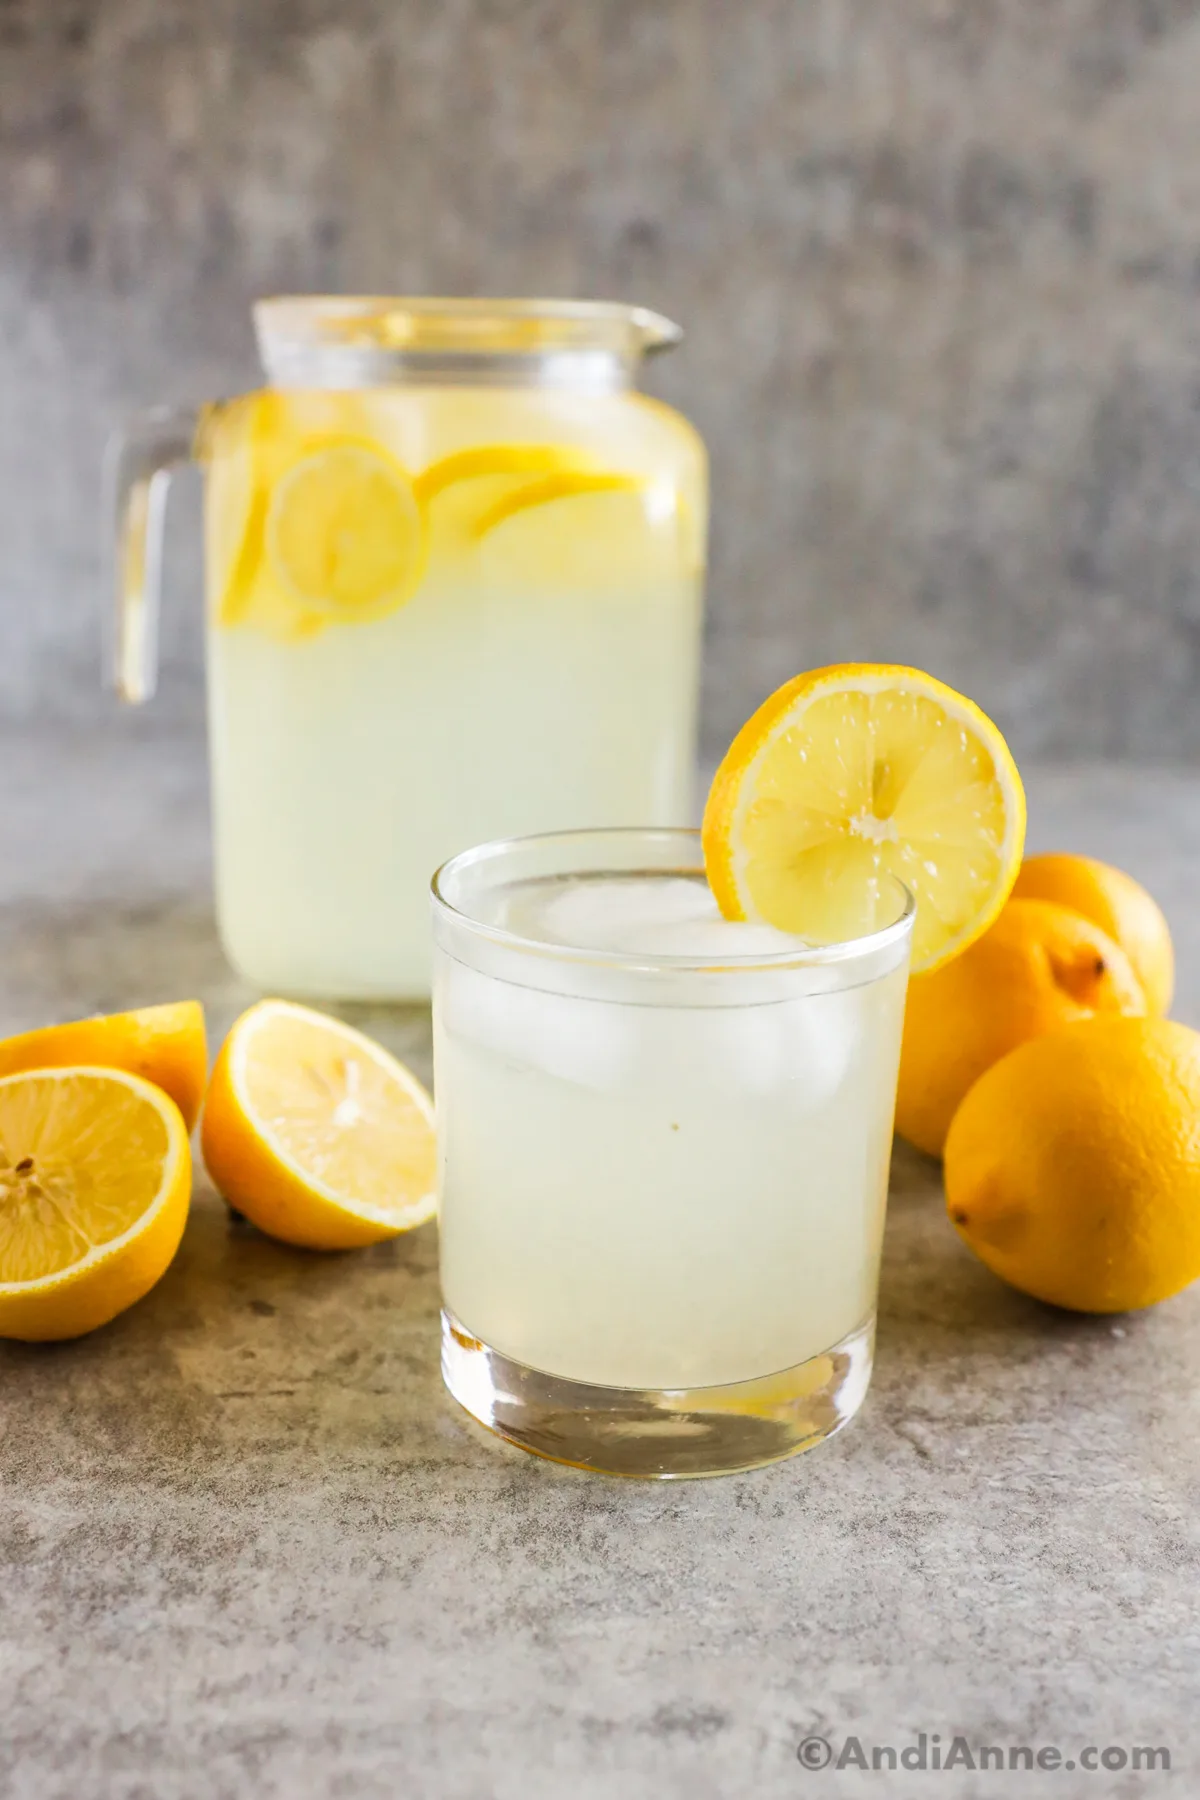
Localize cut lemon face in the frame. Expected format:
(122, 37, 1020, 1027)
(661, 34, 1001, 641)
(703, 664, 1026, 972)
(266, 441, 427, 620)
(0, 1002, 208, 1131)
(201, 1000, 437, 1251)
(0, 1067, 191, 1342)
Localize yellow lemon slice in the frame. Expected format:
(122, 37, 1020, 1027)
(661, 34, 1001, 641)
(0, 1001, 207, 1132)
(414, 442, 614, 555)
(266, 441, 426, 620)
(703, 664, 1025, 972)
(412, 441, 598, 507)
(201, 1000, 436, 1251)
(473, 474, 676, 594)
(0, 1067, 191, 1342)
(472, 470, 645, 538)
(196, 401, 252, 620)
(199, 391, 286, 630)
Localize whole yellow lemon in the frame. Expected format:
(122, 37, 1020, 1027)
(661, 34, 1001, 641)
(896, 898, 1146, 1157)
(945, 1017, 1200, 1313)
(1011, 852, 1174, 1015)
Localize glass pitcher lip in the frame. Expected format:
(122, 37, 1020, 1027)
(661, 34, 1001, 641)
(253, 295, 683, 369)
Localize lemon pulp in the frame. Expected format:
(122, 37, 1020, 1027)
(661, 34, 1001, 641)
(704, 665, 1025, 972)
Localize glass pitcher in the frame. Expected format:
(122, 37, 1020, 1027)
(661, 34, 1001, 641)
(110, 297, 707, 999)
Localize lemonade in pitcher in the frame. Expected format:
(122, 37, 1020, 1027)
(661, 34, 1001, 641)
(111, 299, 706, 997)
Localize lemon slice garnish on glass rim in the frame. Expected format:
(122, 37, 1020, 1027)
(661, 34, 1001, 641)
(266, 440, 427, 620)
(702, 664, 1026, 973)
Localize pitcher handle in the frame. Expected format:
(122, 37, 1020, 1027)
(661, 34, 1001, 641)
(105, 405, 199, 704)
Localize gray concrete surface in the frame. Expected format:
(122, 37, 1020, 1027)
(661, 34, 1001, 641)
(6, 3, 1200, 759)
(1, 726, 1199, 1799)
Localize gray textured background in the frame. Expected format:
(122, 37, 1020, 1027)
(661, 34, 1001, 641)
(4, 0, 1200, 758)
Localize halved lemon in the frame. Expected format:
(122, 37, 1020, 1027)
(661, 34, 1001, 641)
(201, 1000, 436, 1251)
(703, 664, 1025, 972)
(266, 441, 426, 620)
(0, 1001, 208, 1131)
(0, 1067, 191, 1342)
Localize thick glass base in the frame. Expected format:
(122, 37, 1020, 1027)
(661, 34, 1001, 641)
(441, 1309, 875, 1479)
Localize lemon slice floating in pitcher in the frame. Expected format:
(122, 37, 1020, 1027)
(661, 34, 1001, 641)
(202, 1000, 437, 1250)
(471, 470, 646, 538)
(413, 441, 599, 506)
(414, 441, 620, 547)
(266, 441, 427, 620)
(703, 664, 1025, 972)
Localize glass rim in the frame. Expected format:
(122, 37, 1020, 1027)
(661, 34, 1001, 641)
(253, 295, 683, 357)
(430, 827, 916, 976)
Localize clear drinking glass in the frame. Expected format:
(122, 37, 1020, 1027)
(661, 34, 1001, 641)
(432, 829, 914, 1479)
(109, 298, 706, 999)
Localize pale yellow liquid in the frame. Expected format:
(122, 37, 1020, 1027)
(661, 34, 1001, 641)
(436, 874, 909, 1391)
(201, 386, 705, 997)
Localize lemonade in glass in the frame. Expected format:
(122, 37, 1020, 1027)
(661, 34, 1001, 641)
(433, 666, 1026, 1479)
